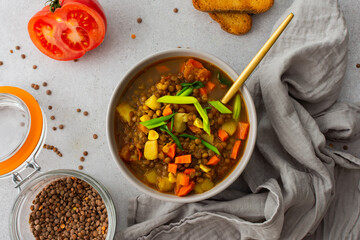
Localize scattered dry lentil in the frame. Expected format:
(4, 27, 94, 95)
(0, 61, 3, 66)
(343, 145, 348, 150)
(21, 54, 26, 59)
(50, 115, 55, 120)
(48, 105, 52, 110)
(59, 124, 64, 129)
(74, 59, 78, 62)
(78, 165, 84, 170)
(34, 84, 40, 90)
(20, 122, 25, 127)
(173, 8, 179, 13)
(31, 83, 35, 88)
(137, 17, 142, 23)
(15, 46, 20, 50)
(93, 134, 98, 139)
(80, 157, 85, 162)
(33, 65, 38, 69)
(77, 108, 81, 112)
(46, 90, 52, 95)
(356, 64, 360, 68)
(10, 50, 13, 53)
(52, 126, 57, 131)
(131, 34, 136, 39)
(83, 151, 88, 156)
(42, 82, 47, 87)
(83, 111, 89, 116)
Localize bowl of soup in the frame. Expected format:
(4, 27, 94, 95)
(107, 49, 257, 202)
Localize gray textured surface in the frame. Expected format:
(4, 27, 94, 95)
(0, 0, 358, 239)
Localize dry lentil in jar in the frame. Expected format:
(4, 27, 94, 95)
(114, 57, 250, 196)
(29, 177, 108, 239)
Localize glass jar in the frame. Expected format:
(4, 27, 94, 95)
(0, 87, 116, 239)
(9, 170, 116, 240)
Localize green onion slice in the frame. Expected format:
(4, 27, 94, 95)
(144, 121, 167, 129)
(170, 116, 174, 132)
(233, 94, 241, 121)
(217, 72, 232, 87)
(140, 113, 176, 127)
(176, 86, 189, 96)
(180, 81, 204, 89)
(157, 96, 198, 104)
(179, 87, 193, 96)
(160, 125, 183, 150)
(179, 134, 220, 155)
(194, 102, 210, 135)
(209, 101, 232, 114)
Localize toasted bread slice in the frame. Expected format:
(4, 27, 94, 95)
(209, 12, 252, 35)
(193, 0, 274, 14)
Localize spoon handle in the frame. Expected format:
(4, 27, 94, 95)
(221, 13, 294, 104)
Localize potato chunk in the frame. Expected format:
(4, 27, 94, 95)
(221, 120, 237, 136)
(144, 140, 158, 160)
(116, 102, 134, 123)
(173, 113, 188, 133)
(157, 177, 174, 192)
(145, 95, 161, 110)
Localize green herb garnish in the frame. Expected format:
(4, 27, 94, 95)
(209, 101, 232, 114)
(233, 94, 241, 121)
(140, 113, 176, 127)
(160, 125, 183, 150)
(217, 72, 232, 87)
(176, 86, 190, 96)
(157, 96, 198, 104)
(179, 134, 220, 155)
(170, 115, 174, 132)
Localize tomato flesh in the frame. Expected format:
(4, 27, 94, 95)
(28, 0, 106, 61)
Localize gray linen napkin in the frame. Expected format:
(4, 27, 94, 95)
(117, 0, 360, 239)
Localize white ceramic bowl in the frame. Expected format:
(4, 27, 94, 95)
(106, 49, 257, 203)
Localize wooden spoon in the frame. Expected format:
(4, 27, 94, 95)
(221, 13, 294, 104)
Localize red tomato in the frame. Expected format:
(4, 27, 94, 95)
(28, 0, 107, 61)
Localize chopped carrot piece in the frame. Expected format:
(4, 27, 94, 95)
(218, 129, 229, 142)
(177, 181, 195, 197)
(188, 125, 202, 134)
(180, 62, 185, 72)
(138, 124, 149, 134)
(199, 87, 207, 96)
(179, 174, 190, 186)
(184, 168, 196, 175)
(188, 59, 204, 68)
(156, 65, 170, 73)
(237, 122, 250, 140)
(207, 155, 220, 165)
(206, 81, 216, 92)
(230, 140, 241, 159)
(175, 155, 192, 164)
(165, 143, 176, 159)
(168, 163, 177, 174)
(163, 105, 173, 116)
(136, 147, 142, 161)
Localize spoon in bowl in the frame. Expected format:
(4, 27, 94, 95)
(221, 13, 294, 104)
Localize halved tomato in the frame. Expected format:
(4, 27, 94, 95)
(28, 0, 107, 61)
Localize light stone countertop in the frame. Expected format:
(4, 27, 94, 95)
(0, 0, 359, 239)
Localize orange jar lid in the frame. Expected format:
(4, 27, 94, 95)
(0, 87, 43, 176)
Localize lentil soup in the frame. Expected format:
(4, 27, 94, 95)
(114, 57, 249, 196)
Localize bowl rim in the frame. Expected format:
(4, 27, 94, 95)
(106, 48, 257, 203)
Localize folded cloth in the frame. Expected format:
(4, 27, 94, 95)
(117, 0, 360, 239)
